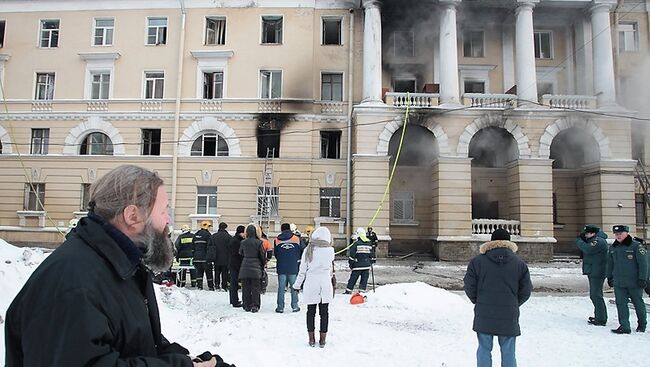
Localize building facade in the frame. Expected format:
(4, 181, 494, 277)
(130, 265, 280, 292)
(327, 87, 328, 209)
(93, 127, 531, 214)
(0, 0, 648, 260)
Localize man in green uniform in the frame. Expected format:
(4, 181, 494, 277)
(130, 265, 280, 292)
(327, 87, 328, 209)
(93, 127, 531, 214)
(606, 224, 648, 334)
(575, 224, 608, 326)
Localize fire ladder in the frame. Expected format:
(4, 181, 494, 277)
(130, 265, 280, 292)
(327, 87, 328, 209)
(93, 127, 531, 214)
(259, 147, 276, 234)
(634, 159, 650, 237)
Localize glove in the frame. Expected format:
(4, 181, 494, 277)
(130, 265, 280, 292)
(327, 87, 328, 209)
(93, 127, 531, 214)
(579, 232, 587, 242)
(639, 279, 647, 289)
(607, 278, 614, 287)
(193, 352, 236, 367)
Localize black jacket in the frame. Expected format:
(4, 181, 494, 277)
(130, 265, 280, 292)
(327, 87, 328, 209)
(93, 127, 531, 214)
(228, 233, 244, 271)
(348, 239, 376, 271)
(463, 239, 532, 337)
(174, 231, 194, 259)
(210, 229, 233, 266)
(238, 238, 265, 279)
(5, 215, 193, 367)
(192, 228, 211, 261)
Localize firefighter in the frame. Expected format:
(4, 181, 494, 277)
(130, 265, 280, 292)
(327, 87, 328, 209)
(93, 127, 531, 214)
(175, 224, 196, 288)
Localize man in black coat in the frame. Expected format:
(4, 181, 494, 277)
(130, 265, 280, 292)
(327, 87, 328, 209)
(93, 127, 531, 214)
(463, 229, 532, 367)
(193, 221, 214, 290)
(5, 165, 229, 367)
(228, 225, 245, 307)
(210, 222, 232, 291)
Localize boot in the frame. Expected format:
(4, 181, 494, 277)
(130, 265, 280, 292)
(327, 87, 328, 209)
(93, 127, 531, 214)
(308, 332, 316, 347)
(636, 324, 646, 333)
(611, 326, 631, 334)
(319, 332, 327, 348)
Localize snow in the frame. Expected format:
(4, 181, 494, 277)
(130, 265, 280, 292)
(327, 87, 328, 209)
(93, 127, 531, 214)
(0, 238, 647, 367)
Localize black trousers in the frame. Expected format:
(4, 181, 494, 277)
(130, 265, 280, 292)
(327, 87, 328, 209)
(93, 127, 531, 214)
(214, 265, 229, 290)
(241, 278, 261, 310)
(307, 303, 329, 333)
(229, 269, 240, 305)
(177, 268, 196, 287)
(194, 261, 214, 290)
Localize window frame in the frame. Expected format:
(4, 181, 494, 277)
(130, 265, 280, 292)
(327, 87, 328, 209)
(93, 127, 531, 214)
(259, 70, 282, 99)
(463, 79, 486, 94)
(24, 183, 45, 211)
(0, 20, 6, 48)
(618, 22, 639, 52)
(34, 72, 55, 100)
(30, 128, 49, 155)
(80, 183, 91, 211)
(93, 17, 114, 46)
(257, 186, 279, 217)
(261, 15, 283, 45)
(319, 187, 341, 218)
(392, 191, 415, 224)
(321, 16, 342, 46)
(39, 19, 60, 48)
(144, 71, 165, 99)
(196, 186, 218, 215)
(320, 130, 342, 159)
(205, 16, 226, 45)
(190, 133, 229, 157)
(393, 78, 417, 93)
(203, 71, 224, 99)
(463, 29, 485, 58)
(146, 16, 167, 45)
(141, 128, 161, 156)
(321, 72, 344, 102)
(90, 71, 111, 100)
(80, 132, 114, 155)
(533, 30, 553, 59)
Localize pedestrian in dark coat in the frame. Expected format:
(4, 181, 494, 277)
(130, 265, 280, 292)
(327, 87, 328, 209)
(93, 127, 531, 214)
(210, 222, 232, 291)
(575, 224, 608, 325)
(607, 225, 648, 334)
(228, 225, 245, 307)
(174, 224, 196, 288)
(193, 221, 214, 290)
(5, 165, 226, 367)
(463, 229, 532, 367)
(239, 224, 266, 312)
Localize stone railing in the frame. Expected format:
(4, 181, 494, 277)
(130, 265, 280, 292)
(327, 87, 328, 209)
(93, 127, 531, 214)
(385, 92, 439, 108)
(87, 101, 108, 112)
(258, 100, 282, 112)
(319, 101, 346, 114)
(472, 219, 521, 236)
(141, 100, 163, 112)
(541, 94, 597, 109)
(463, 93, 517, 108)
(200, 99, 223, 112)
(31, 101, 52, 112)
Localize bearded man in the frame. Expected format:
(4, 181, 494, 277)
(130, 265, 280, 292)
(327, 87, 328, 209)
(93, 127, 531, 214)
(5, 165, 232, 367)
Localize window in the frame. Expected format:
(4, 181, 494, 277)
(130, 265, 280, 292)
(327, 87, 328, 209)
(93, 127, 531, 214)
(0, 20, 5, 48)
(257, 186, 279, 217)
(196, 186, 218, 215)
(40, 19, 59, 48)
(144, 72, 164, 99)
(93, 18, 114, 46)
(35, 73, 55, 100)
(203, 71, 223, 99)
(464, 80, 485, 94)
(146, 17, 167, 45)
(636, 194, 647, 225)
(24, 183, 45, 211)
(321, 72, 343, 101)
(191, 133, 229, 156)
(0, 141, 2, 153)
(319, 188, 341, 217)
(393, 31, 414, 57)
(534, 31, 552, 59)
(257, 120, 280, 158)
(463, 30, 484, 58)
(205, 17, 226, 45)
(142, 128, 161, 156)
(321, 130, 341, 159)
(618, 22, 638, 52)
(322, 17, 341, 45)
(261, 16, 282, 44)
(260, 70, 281, 99)
(80, 132, 113, 155)
(90, 72, 110, 99)
(393, 79, 416, 93)
(30, 128, 49, 155)
(80, 183, 91, 211)
(392, 191, 414, 223)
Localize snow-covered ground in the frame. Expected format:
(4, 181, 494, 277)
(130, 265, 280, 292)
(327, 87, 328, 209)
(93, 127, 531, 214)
(0, 239, 646, 367)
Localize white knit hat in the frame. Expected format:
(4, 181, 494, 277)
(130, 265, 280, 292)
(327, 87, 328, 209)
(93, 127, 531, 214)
(311, 226, 331, 243)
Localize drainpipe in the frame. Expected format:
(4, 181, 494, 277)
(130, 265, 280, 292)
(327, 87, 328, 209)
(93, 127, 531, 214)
(346, 8, 355, 243)
(613, 0, 623, 97)
(171, 0, 187, 227)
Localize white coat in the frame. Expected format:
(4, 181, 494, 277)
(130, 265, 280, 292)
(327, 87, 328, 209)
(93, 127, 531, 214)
(293, 246, 335, 305)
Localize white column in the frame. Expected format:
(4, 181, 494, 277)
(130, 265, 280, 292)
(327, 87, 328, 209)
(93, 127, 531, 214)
(590, 3, 617, 108)
(514, 1, 538, 105)
(361, 0, 383, 104)
(438, 0, 461, 106)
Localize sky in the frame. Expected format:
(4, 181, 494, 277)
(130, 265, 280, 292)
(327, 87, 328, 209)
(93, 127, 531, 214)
(0, 239, 648, 367)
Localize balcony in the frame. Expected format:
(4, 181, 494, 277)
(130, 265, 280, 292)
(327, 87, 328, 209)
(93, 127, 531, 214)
(463, 93, 517, 108)
(472, 219, 521, 236)
(385, 92, 439, 108)
(541, 94, 597, 109)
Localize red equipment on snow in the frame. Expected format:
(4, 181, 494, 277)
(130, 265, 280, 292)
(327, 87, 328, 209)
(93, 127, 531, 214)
(349, 292, 366, 305)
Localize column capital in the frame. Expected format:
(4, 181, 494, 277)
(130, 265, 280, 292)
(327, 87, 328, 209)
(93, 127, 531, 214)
(362, 0, 381, 9)
(515, 0, 537, 12)
(589, 1, 615, 14)
(439, 0, 461, 8)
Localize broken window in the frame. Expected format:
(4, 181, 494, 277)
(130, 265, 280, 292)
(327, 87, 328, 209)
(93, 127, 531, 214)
(141, 128, 161, 156)
(322, 17, 341, 45)
(261, 16, 282, 44)
(205, 17, 226, 45)
(320, 130, 341, 159)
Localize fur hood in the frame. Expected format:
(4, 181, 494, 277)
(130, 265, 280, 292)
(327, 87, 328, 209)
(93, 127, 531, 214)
(479, 240, 518, 254)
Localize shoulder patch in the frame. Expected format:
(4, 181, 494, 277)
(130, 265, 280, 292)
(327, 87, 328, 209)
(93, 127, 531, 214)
(590, 240, 598, 247)
(639, 248, 647, 256)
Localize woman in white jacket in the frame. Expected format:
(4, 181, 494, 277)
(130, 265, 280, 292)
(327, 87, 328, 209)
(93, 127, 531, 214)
(293, 226, 335, 347)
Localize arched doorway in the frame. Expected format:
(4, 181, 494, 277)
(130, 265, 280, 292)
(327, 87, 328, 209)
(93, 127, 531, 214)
(550, 127, 600, 254)
(469, 127, 518, 220)
(388, 124, 438, 254)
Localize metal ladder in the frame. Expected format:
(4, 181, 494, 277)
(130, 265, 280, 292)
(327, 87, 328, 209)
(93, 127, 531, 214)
(259, 147, 275, 233)
(634, 159, 650, 237)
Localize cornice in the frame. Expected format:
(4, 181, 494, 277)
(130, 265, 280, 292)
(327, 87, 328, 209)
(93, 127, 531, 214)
(0, 112, 348, 123)
(190, 50, 235, 60)
(78, 52, 121, 61)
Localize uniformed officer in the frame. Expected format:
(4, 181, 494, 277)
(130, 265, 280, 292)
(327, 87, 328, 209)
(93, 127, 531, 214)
(174, 224, 196, 287)
(575, 224, 608, 326)
(606, 224, 648, 334)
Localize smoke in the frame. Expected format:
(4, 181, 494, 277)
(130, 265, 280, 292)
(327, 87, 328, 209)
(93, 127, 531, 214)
(256, 113, 294, 158)
(549, 127, 599, 169)
(388, 122, 439, 166)
(468, 127, 518, 168)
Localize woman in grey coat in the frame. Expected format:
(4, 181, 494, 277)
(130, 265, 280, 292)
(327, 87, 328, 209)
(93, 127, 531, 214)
(238, 224, 266, 312)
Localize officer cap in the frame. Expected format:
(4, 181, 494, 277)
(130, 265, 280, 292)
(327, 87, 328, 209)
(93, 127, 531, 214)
(612, 225, 630, 233)
(583, 224, 600, 234)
